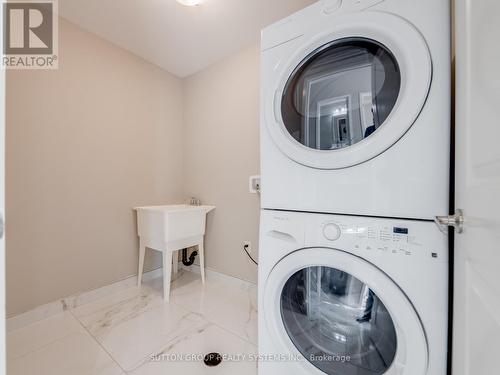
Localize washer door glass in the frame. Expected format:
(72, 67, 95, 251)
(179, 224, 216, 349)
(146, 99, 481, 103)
(281, 38, 401, 151)
(281, 266, 397, 375)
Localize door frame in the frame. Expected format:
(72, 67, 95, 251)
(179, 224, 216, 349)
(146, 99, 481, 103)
(0, 7, 6, 373)
(314, 95, 352, 150)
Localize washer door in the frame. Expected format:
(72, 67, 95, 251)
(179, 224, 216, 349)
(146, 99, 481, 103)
(263, 248, 428, 375)
(264, 12, 432, 169)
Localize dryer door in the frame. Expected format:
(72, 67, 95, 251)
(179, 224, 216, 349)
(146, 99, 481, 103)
(263, 248, 428, 375)
(264, 11, 432, 169)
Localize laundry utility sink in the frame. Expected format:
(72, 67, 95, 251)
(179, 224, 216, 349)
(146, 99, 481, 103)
(135, 204, 215, 244)
(134, 204, 215, 302)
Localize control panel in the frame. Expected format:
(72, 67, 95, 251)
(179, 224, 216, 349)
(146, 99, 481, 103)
(306, 214, 448, 262)
(322, 0, 386, 14)
(352, 223, 415, 257)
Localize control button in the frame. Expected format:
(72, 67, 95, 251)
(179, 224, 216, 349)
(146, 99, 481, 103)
(322, 0, 342, 14)
(323, 223, 341, 241)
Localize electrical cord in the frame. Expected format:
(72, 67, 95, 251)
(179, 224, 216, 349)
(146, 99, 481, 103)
(243, 244, 258, 265)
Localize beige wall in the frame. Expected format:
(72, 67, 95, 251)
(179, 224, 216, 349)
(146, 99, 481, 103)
(7, 21, 261, 316)
(6, 19, 185, 316)
(183, 44, 260, 283)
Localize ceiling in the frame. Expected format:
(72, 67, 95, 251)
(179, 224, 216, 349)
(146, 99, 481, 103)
(59, 0, 315, 78)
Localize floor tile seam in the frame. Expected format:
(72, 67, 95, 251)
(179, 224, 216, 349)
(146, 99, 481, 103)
(68, 309, 128, 374)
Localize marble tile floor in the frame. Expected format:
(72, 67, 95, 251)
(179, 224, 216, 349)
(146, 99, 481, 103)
(7, 269, 258, 375)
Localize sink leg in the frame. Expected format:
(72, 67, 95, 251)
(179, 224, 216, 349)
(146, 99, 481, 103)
(199, 241, 205, 284)
(162, 251, 172, 302)
(172, 251, 178, 275)
(137, 239, 146, 287)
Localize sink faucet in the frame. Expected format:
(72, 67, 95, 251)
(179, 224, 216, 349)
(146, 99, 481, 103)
(190, 197, 201, 206)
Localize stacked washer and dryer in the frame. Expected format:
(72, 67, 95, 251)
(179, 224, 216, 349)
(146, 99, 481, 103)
(258, 1, 450, 375)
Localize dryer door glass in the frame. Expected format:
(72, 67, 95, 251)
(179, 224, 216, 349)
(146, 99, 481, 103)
(281, 266, 397, 375)
(281, 38, 401, 151)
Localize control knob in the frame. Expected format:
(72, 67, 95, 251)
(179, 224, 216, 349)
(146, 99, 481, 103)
(323, 222, 341, 241)
(322, 0, 342, 14)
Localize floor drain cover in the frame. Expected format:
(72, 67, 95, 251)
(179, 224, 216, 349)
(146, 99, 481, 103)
(204, 352, 222, 367)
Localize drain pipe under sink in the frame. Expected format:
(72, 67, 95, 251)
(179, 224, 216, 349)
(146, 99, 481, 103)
(182, 248, 198, 266)
(182, 197, 201, 266)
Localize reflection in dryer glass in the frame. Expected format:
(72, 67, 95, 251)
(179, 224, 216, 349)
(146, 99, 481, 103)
(281, 38, 401, 151)
(281, 267, 397, 375)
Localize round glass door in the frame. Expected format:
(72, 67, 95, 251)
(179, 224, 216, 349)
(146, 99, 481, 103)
(281, 266, 397, 375)
(265, 12, 432, 169)
(263, 248, 428, 374)
(281, 38, 401, 151)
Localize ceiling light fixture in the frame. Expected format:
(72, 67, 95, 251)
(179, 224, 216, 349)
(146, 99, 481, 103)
(176, 0, 203, 6)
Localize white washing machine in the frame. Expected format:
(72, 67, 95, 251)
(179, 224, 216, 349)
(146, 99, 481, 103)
(260, 0, 451, 220)
(258, 209, 448, 375)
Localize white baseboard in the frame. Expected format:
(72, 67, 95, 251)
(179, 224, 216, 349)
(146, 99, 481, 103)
(7, 264, 256, 332)
(179, 263, 256, 289)
(6, 268, 163, 332)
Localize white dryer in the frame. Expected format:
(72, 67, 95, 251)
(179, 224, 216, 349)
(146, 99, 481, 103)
(258, 209, 448, 375)
(260, 0, 451, 220)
